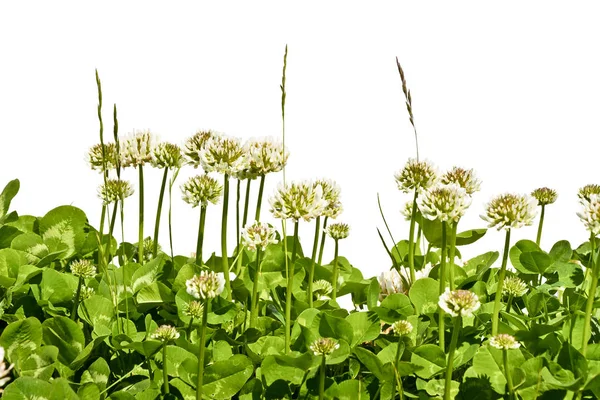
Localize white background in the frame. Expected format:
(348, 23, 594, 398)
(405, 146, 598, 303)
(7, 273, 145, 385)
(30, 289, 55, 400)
(1, 2, 599, 278)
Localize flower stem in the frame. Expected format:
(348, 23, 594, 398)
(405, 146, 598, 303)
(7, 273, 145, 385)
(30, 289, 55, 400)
(492, 229, 512, 336)
(318, 216, 329, 266)
(162, 343, 169, 395)
(503, 349, 515, 400)
(285, 221, 299, 354)
(138, 165, 145, 265)
(319, 354, 326, 400)
(582, 234, 597, 355)
(196, 302, 208, 400)
(254, 174, 266, 222)
(408, 190, 419, 283)
(196, 207, 207, 266)
(243, 179, 251, 227)
(444, 316, 461, 400)
(536, 205, 545, 247)
(250, 249, 262, 328)
(168, 167, 180, 261)
(505, 294, 514, 313)
(153, 168, 169, 258)
(221, 174, 231, 300)
(390, 340, 406, 400)
(332, 239, 340, 302)
(71, 276, 83, 321)
(448, 223, 458, 290)
(308, 216, 321, 308)
(439, 222, 448, 350)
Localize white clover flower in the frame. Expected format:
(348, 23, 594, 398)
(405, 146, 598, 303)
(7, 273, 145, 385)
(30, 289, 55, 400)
(242, 221, 278, 251)
(70, 259, 97, 279)
(378, 269, 405, 299)
(200, 134, 245, 175)
(150, 325, 180, 342)
(181, 175, 223, 207)
(418, 183, 471, 223)
(238, 137, 289, 179)
(577, 194, 600, 235)
(87, 142, 119, 171)
(0, 346, 13, 391)
(400, 201, 415, 221)
(394, 159, 438, 193)
(578, 184, 600, 202)
(531, 187, 557, 206)
(78, 285, 95, 301)
(481, 193, 538, 231)
(503, 276, 528, 297)
(186, 271, 226, 300)
(184, 301, 205, 319)
(121, 130, 157, 168)
(269, 181, 328, 222)
(152, 142, 183, 169)
(489, 334, 520, 350)
(313, 280, 333, 300)
(391, 320, 413, 336)
(438, 288, 480, 317)
(326, 222, 350, 240)
(309, 337, 339, 356)
(98, 179, 134, 205)
(441, 166, 481, 196)
(315, 179, 343, 219)
(184, 130, 217, 167)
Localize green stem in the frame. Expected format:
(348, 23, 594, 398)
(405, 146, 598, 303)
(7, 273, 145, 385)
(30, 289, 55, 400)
(448, 222, 458, 290)
(162, 343, 169, 395)
(503, 349, 515, 400)
(408, 190, 419, 283)
(285, 221, 300, 354)
(196, 207, 207, 266)
(153, 168, 169, 258)
(582, 234, 597, 355)
(332, 239, 340, 302)
(109, 201, 118, 253)
(168, 168, 180, 261)
(308, 216, 321, 308)
(505, 294, 514, 313)
(71, 276, 83, 321)
(536, 205, 545, 247)
(196, 302, 208, 400)
(236, 178, 241, 256)
(444, 316, 461, 400)
(221, 174, 231, 300)
(186, 318, 194, 340)
(255, 174, 266, 222)
(99, 204, 107, 251)
(243, 179, 251, 227)
(250, 249, 262, 328)
(492, 229, 512, 336)
(391, 340, 406, 400)
(122, 257, 130, 336)
(138, 165, 145, 265)
(439, 222, 448, 350)
(318, 217, 329, 266)
(319, 354, 326, 400)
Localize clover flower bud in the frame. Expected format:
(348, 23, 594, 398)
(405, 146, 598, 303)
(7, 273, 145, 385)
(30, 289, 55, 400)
(531, 187, 558, 206)
(391, 320, 413, 336)
(438, 288, 481, 317)
(98, 179, 134, 205)
(480, 193, 538, 231)
(78, 285, 95, 301)
(184, 301, 205, 319)
(181, 175, 223, 207)
(326, 222, 350, 240)
(441, 167, 481, 195)
(418, 183, 471, 223)
(503, 276, 528, 297)
(394, 159, 438, 193)
(121, 130, 157, 168)
(489, 334, 520, 350)
(151, 325, 180, 342)
(242, 221, 278, 251)
(152, 142, 183, 169)
(269, 181, 329, 222)
(309, 337, 339, 356)
(137, 237, 160, 261)
(186, 271, 226, 300)
(87, 142, 118, 171)
(70, 259, 97, 279)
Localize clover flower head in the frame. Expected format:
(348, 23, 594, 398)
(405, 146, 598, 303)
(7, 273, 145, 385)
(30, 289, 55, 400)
(152, 142, 183, 169)
(531, 187, 558, 206)
(181, 174, 223, 207)
(441, 166, 481, 195)
(79, 285, 95, 301)
(184, 301, 205, 319)
(489, 334, 520, 350)
(184, 130, 217, 167)
(378, 269, 405, 299)
(578, 184, 600, 202)
(200, 134, 245, 175)
(315, 179, 343, 219)
(186, 271, 226, 300)
(480, 193, 538, 231)
(151, 325, 180, 342)
(503, 276, 528, 297)
(121, 130, 157, 168)
(98, 179, 134, 205)
(0, 346, 14, 391)
(137, 237, 160, 262)
(418, 183, 472, 223)
(87, 142, 118, 171)
(70, 259, 97, 279)
(400, 201, 415, 221)
(438, 288, 480, 317)
(326, 222, 350, 240)
(577, 193, 600, 235)
(239, 137, 289, 178)
(309, 337, 339, 356)
(242, 221, 278, 251)
(313, 280, 333, 300)
(391, 320, 413, 336)
(394, 159, 438, 193)
(269, 181, 329, 222)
